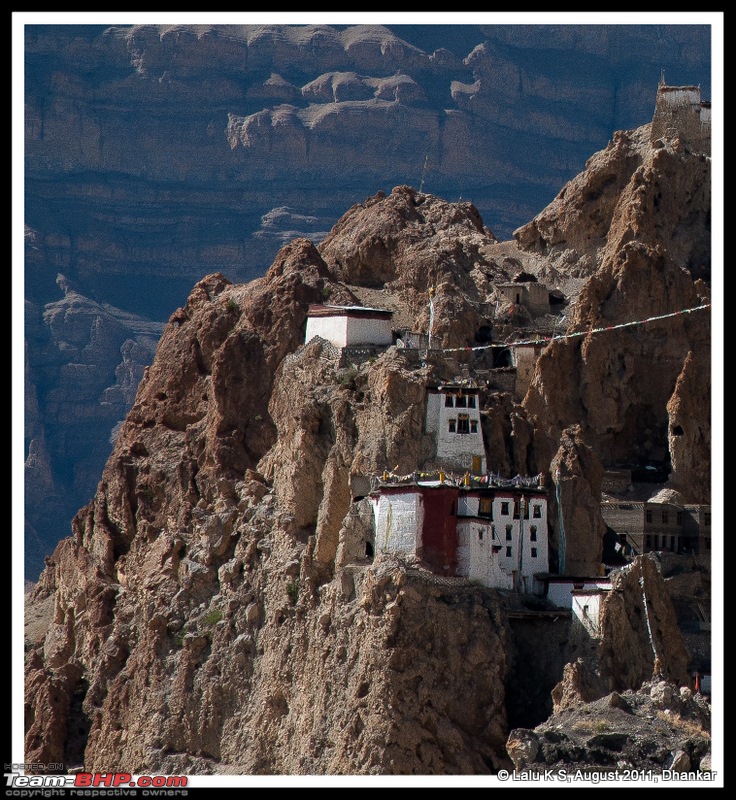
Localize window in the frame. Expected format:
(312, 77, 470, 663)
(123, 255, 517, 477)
(479, 498, 492, 517)
(677, 512, 683, 525)
(531, 548, 538, 558)
(444, 394, 454, 407)
(506, 546, 512, 557)
(501, 502, 509, 515)
(478, 530, 483, 541)
(646, 535, 653, 550)
(530, 526, 537, 542)
(455, 395, 467, 408)
(505, 525, 512, 541)
(467, 395, 476, 409)
(457, 415, 470, 434)
(514, 501, 520, 519)
(533, 505, 542, 519)
(470, 420, 478, 434)
(662, 511, 669, 525)
(448, 419, 456, 433)
(645, 510, 652, 524)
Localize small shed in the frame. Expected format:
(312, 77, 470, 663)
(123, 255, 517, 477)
(497, 281, 550, 315)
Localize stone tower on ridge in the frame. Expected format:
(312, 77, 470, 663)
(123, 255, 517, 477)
(650, 75, 711, 155)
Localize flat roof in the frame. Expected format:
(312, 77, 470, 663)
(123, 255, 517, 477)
(372, 481, 547, 496)
(307, 303, 393, 319)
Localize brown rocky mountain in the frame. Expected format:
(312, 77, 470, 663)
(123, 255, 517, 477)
(506, 559, 710, 777)
(507, 678, 711, 776)
(519, 123, 711, 504)
(24, 84, 713, 775)
(23, 23, 712, 578)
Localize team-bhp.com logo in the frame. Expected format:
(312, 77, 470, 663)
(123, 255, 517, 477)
(5, 771, 188, 790)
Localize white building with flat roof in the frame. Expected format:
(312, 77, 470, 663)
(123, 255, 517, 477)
(305, 304, 393, 348)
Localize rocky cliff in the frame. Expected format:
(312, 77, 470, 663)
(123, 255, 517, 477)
(23, 23, 712, 576)
(507, 554, 709, 777)
(24, 122, 711, 772)
(552, 555, 691, 712)
(519, 124, 711, 504)
(25, 254, 523, 774)
(507, 678, 711, 776)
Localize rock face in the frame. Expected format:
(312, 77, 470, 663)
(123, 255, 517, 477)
(507, 554, 708, 776)
(551, 555, 692, 715)
(24, 247, 517, 774)
(521, 124, 711, 504)
(549, 425, 608, 576)
(507, 679, 711, 775)
(665, 351, 711, 502)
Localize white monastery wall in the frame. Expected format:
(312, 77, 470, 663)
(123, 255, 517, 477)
(373, 491, 423, 555)
(344, 316, 393, 347)
(305, 316, 349, 348)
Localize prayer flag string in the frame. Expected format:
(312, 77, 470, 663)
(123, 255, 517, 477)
(433, 303, 711, 353)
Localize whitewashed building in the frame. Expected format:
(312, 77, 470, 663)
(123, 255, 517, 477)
(571, 587, 611, 638)
(542, 577, 612, 609)
(371, 481, 549, 592)
(456, 490, 549, 593)
(426, 384, 486, 474)
(305, 304, 393, 348)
